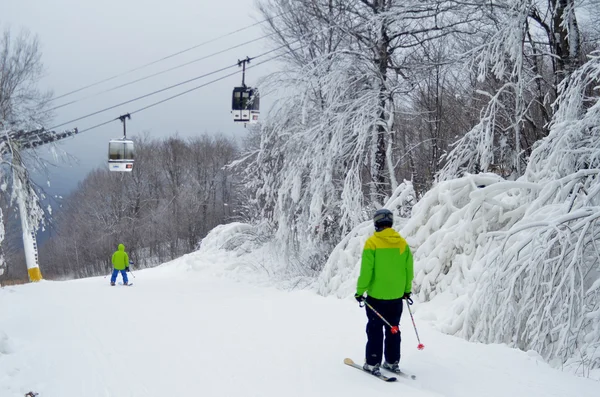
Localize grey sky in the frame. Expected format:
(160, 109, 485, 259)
(4, 0, 275, 196)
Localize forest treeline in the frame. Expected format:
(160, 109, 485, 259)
(36, 134, 240, 279)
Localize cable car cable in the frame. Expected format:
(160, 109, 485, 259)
(48, 33, 309, 132)
(52, 19, 342, 135)
(51, 11, 291, 102)
(77, 49, 293, 135)
(129, 59, 269, 116)
(47, 63, 239, 131)
(48, 29, 286, 112)
(78, 118, 119, 134)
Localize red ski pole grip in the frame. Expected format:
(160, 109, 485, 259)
(391, 326, 399, 334)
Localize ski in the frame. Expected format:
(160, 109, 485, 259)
(343, 358, 397, 382)
(381, 366, 417, 380)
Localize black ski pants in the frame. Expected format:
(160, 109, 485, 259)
(364, 296, 403, 366)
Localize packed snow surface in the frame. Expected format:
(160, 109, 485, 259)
(1, 251, 598, 397)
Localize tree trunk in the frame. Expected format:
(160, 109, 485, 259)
(372, 0, 392, 202)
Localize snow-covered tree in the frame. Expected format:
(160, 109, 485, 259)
(317, 46, 600, 375)
(410, 50, 600, 373)
(0, 27, 53, 280)
(440, 0, 589, 180)
(245, 0, 478, 271)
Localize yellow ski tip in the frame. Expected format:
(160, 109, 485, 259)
(343, 358, 355, 365)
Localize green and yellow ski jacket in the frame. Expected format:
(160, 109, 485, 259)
(356, 228, 414, 300)
(112, 244, 129, 270)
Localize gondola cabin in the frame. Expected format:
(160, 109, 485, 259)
(108, 139, 134, 172)
(232, 86, 260, 124)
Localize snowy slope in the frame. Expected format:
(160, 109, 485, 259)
(1, 253, 598, 397)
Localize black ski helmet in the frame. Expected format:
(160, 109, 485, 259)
(373, 208, 394, 231)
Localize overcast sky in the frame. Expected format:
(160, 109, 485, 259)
(4, 0, 276, 196)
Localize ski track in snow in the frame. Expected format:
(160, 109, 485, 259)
(0, 260, 598, 397)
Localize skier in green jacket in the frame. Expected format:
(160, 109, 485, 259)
(110, 243, 130, 286)
(355, 208, 414, 376)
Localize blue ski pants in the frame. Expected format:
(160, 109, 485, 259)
(111, 269, 128, 284)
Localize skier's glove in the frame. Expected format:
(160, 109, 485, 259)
(403, 292, 413, 305)
(354, 293, 365, 303)
(125, 266, 130, 272)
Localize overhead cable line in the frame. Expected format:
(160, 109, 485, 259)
(77, 50, 290, 135)
(129, 58, 272, 116)
(47, 63, 240, 131)
(51, 11, 290, 102)
(49, 28, 315, 132)
(48, 30, 284, 112)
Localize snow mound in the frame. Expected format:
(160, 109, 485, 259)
(188, 221, 315, 290)
(198, 222, 266, 255)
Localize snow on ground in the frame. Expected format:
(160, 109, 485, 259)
(1, 251, 598, 397)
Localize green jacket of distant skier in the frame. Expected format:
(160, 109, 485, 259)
(112, 244, 129, 270)
(356, 228, 414, 300)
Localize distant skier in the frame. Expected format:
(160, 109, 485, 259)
(110, 243, 130, 286)
(354, 209, 414, 376)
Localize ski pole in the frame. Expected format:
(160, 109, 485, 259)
(405, 298, 425, 350)
(363, 301, 399, 334)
